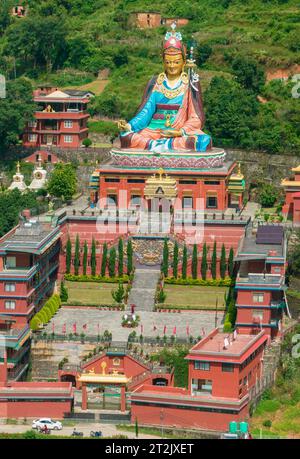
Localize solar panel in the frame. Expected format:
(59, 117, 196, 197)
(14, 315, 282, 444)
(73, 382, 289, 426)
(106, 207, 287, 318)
(256, 225, 283, 245)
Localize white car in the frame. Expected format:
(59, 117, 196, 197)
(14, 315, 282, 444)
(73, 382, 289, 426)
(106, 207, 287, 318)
(32, 418, 62, 430)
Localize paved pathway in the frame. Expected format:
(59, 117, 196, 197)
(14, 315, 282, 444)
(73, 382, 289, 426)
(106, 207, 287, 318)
(45, 308, 224, 340)
(127, 268, 161, 312)
(0, 422, 159, 439)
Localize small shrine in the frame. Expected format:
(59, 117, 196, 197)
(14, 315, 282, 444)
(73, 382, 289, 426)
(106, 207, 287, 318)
(8, 162, 27, 192)
(29, 154, 47, 191)
(144, 168, 177, 200)
(227, 163, 246, 208)
(281, 164, 300, 224)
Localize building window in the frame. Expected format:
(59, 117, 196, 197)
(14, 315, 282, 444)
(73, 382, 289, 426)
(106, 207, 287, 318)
(28, 120, 37, 128)
(105, 178, 120, 183)
(64, 120, 73, 128)
(253, 309, 264, 319)
(206, 196, 217, 208)
(253, 293, 264, 303)
(179, 180, 197, 185)
(222, 363, 234, 372)
(191, 379, 212, 395)
(194, 361, 210, 371)
(28, 134, 37, 142)
(64, 135, 73, 143)
(183, 197, 193, 208)
(5, 257, 16, 269)
(130, 195, 141, 206)
(127, 179, 145, 183)
(5, 283, 16, 292)
(5, 300, 16, 310)
(204, 180, 220, 185)
(107, 194, 118, 206)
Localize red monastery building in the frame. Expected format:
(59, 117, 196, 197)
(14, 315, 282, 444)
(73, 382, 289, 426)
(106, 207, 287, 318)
(130, 329, 268, 431)
(23, 86, 93, 149)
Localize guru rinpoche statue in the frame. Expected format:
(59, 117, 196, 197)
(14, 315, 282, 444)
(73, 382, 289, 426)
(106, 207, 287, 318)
(118, 25, 212, 153)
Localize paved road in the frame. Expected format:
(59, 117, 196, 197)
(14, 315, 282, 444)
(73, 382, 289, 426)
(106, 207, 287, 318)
(0, 423, 159, 439)
(45, 308, 224, 340)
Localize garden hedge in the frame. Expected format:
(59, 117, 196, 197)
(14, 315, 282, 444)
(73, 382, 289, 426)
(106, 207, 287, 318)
(30, 294, 61, 331)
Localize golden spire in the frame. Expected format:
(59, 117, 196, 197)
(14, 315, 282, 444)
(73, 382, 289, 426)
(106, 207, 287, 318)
(16, 161, 20, 174)
(38, 154, 42, 167)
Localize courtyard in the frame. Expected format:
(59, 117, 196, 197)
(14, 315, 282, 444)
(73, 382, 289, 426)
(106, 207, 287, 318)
(44, 307, 224, 340)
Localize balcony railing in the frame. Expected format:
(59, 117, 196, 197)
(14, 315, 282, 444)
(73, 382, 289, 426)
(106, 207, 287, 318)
(8, 362, 29, 380)
(236, 273, 283, 285)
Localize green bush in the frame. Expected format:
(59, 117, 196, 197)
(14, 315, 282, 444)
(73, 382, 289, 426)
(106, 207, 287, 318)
(30, 316, 42, 331)
(262, 420, 272, 428)
(64, 273, 129, 283)
(223, 321, 232, 332)
(164, 276, 232, 286)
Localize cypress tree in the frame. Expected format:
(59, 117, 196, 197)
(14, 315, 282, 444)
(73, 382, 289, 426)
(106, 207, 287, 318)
(109, 247, 116, 277)
(182, 244, 187, 279)
(220, 243, 227, 279)
(118, 238, 124, 278)
(162, 238, 169, 277)
(83, 240, 88, 276)
(127, 239, 133, 276)
(228, 247, 234, 278)
(201, 243, 207, 280)
(211, 241, 217, 280)
(173, 241, 179, 278)
(66, 237, 72, 274)
(60, 281, 68, 302)
(192, 244, 198, 279)
(74, 234, 80, 276)
(91, 237, 96, 276)
(101, 242, 108, 277)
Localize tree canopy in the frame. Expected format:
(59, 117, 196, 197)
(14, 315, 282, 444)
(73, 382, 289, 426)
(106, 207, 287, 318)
(47, 163, 77, 200)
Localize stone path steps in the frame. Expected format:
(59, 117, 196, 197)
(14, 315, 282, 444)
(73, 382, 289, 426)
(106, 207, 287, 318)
(127, 268, 161, 312)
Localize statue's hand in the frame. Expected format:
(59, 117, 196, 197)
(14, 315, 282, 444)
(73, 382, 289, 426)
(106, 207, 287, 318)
(161, 129, 182, 138)
(118, 120, 131, 132)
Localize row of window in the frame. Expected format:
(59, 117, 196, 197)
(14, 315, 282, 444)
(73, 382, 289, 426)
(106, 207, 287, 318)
(28, 134, 74, 143)
(194, 361, 234, 372)
(240, 344, 264, 370)
(106, 194, 218, 209)
(29, 120, 75, 128)
(104, 178, 221, 186)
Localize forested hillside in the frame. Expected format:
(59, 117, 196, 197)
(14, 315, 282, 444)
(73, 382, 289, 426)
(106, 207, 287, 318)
(0, 0, 299, 153)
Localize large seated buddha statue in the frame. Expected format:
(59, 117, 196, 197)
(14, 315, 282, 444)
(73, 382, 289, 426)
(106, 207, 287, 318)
(118, 25, 212, 153)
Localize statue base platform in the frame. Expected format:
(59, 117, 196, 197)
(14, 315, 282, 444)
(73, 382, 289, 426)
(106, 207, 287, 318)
(110, 147, 226, 170)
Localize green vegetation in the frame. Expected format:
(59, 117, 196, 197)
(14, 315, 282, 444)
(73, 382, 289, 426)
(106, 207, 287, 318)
(162, 284, 228, 310)
(101, 242, 108, 276)
(182, 244, 187, 280)
(150, 346, 190, 388)
(91, 237, 96, 276)
(83, 240, 88, 275)
(201, 243, 208, 280)
(250, 325, 300, 437)
(173, 241, 179, 279)
(64, 273, 130, 283)
(211, 241, 217, 280)
(111, 281, 126, 305)
(118, 238, 124, 277)
(66, 237, 72, 274)
(126, 239, 133, 276)
(30, 294, 61, 330)
(60, 281, 68, 302)
(74, 234, 80, 276)
(162, 238, 169, 277)
(220, 243, 227, 279)
(108, 247, 116, 277)
(192, 244, 198, 279)
(0, 188, 43, 237)
(164, 276, 232, 286)
(47, 163, 77, 201)
(64, 280, 120, 306)
(258, 183, 279, 207)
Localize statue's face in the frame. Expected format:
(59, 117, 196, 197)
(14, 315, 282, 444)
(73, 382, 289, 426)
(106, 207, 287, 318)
(163, 53, 184, 78)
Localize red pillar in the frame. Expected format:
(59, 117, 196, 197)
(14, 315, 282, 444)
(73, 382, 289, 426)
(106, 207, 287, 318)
(120, 385, 126, 412)
(82, 384, 87, 410)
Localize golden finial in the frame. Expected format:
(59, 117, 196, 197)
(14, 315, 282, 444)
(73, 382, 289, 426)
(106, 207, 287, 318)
(16, 161, 20, 174)
(237, 162, 242, 176)
(158, 168, 165, 180)
(101, 361, 107, 375)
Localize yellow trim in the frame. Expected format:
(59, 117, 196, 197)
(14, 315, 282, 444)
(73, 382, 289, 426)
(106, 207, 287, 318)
(281, 179, 300, 187)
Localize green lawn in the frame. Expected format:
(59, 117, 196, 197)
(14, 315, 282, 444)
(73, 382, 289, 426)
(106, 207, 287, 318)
(65, 281, 118, 306)
(163, 285, 228, 310)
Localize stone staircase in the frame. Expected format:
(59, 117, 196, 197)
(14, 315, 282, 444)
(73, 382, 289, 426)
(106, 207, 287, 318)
(262, 340, 281, 384)
(127, 268, 161, 311)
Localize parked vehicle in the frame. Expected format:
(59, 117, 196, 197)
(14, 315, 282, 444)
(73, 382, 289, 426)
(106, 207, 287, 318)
(90, 430, 102, 438)
(72, 428, 84, 437)
(32, 418, 62, 430)
(39, 427, 51, 435)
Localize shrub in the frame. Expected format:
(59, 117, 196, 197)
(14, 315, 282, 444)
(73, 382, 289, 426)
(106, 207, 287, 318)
(255, 400, 281, 415)
(223, 321, 232, 332)
(60, 281, 69, 302)
(262, 420, 272, 428)
(30, 316, 42, 331)
(82, 138, 92, 148)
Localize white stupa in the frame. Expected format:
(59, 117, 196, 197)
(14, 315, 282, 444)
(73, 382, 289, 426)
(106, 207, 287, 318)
(8, 162, 27, 192)
(29, 154, 47, 190)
